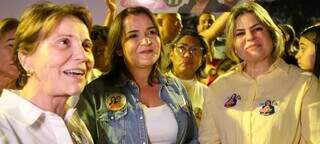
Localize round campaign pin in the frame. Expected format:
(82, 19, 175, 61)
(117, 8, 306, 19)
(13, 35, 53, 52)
(106, 93, 127, 111)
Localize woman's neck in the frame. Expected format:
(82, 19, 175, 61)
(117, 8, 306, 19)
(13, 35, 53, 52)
(244, 58, 275, 78)
(173, 70, 195, 80)
(21, 83, 69, 117)
(128, 66, 153, 87)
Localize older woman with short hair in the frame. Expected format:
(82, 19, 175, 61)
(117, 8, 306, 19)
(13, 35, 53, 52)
(0, 2, 94, 143)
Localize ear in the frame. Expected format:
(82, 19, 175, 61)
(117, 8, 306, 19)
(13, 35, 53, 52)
(18, 51, 33, 72)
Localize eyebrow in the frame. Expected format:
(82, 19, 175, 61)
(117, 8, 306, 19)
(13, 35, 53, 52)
(6, 38, 15, 42)
(299, 42, 308, 47)
(56, 34, 74, 38)
(126, 26, 157, 34)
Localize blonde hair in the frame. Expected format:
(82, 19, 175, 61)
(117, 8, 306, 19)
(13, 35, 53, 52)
(225, 2, 284, 63)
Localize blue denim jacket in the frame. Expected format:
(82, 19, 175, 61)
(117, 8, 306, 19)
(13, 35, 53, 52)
(77, 72, 199, 144)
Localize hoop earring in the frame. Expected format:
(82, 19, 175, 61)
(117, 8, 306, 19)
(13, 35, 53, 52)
(26, 70, 34, 77)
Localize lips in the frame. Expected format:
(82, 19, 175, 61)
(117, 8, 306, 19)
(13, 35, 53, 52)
(245, 43, 259, 50)
(139, 49, 153, 54)
(63, 68, 86, 76)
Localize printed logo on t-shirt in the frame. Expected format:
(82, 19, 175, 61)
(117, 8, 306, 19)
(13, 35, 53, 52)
(224, 93, 241, 108)
(258, 99, 278, 116)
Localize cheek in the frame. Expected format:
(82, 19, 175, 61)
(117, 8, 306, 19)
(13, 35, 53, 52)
(307, 52, 316, 66)
(154, 38, 161, 54)
(0, 48, 11, 59)
(234, 38, 244, 51)
(87, 52, 95, 67)
(122, 43, 136, 63)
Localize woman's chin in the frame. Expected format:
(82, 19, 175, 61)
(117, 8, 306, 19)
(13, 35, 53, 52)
(65, 85, 85, 96)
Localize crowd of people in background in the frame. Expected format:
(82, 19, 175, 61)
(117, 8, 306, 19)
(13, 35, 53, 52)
(0, 0, 319, 143)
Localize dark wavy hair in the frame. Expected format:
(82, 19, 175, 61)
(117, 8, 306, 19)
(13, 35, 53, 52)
(300, 24, 320, 77)
(0, 18, 19, 37)
(104, 6, 162, 86)
(166, 29, 208, 80)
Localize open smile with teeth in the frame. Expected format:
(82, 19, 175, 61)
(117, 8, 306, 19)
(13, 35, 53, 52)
(63, 69, 86, 76)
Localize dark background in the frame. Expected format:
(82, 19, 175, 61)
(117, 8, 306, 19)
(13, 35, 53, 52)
(261, 0, 320, 34)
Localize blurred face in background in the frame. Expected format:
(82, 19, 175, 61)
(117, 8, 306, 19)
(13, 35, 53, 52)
(170, 35, 203, 79)
(0, 29, 19, 79)
(197, 13, 215, 33)
(159, 13, 182, 44)
(296, 36, 316, 71)
(92, 40, 107, 71)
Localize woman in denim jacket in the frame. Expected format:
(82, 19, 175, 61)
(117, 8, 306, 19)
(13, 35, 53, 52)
(77, 6, 198, 144)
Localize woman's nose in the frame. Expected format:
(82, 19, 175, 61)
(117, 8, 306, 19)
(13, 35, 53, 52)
(245, 31, 254, 41)
(140, 37, 152, 45)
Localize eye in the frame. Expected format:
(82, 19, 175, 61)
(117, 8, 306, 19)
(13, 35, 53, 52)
(6, 40, 15, 48)
(82, 40, 93, 52)
(252, 26, 264, 33)
(146, 29, 159, 38)
(235, 31, 245, 37)
(208, 19, 214, 25)
(7, 43, 14, 48)
(57, 38, 71, 49)
(127, 33, 139, 39)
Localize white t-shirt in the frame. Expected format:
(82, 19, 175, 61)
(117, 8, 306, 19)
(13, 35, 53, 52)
(167, 71, 208, 111)
(142, 103, 178, 144)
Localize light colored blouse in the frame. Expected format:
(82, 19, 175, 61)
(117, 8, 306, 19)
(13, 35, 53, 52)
(0, 89, 93, 144)
(199, 59, 320, 144)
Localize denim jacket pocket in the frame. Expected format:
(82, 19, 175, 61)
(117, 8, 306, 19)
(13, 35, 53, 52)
(98, 108, 127, 143)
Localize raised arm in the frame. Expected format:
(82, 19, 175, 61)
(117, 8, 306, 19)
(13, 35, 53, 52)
(199, 12, 230, 43)
(103, 0, 116, 27)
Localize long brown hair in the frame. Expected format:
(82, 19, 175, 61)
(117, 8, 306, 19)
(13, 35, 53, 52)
(105, 6, 162, 86)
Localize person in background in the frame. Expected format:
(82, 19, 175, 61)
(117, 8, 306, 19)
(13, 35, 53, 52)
(279, 23, 299, 66)
(158, 11, 230, 74)
(295, 23, 320, 78)
(199, 2, 320, 143)
(196, 12, 217, 62)
(0, 18, 19, 94)
(0, 2, 94, 143)
(215, 57, 237, 76)
(103, 0, 116, 27)
(86, 0, 115, 83)
(166, 30, 209, 125)
(156, 13, 183, 46)
(77, 6, 198, 144)
(195, 12, 221, 85)
(88, 25, 109, 82)
(178, 0, 231, 15)
(156, 13, 183, 72)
